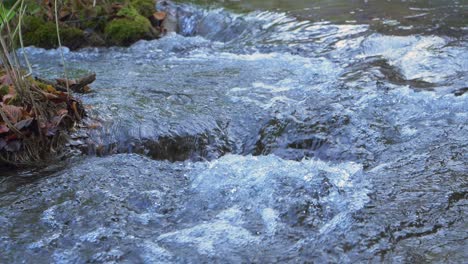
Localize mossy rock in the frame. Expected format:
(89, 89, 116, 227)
(105, 17, 151, 46)
(131, 0, 156, 18)
(117, 5, 145, 19)
(104, 10, 153, 46)
(24, 22, 84, 49)
(21, 2, 158, 48)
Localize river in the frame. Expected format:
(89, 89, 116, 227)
(1, 0, 467, 262)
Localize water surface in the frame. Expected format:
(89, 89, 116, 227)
(1, 0, 467, 262)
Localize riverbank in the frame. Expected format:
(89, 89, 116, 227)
(19, 0, 165, 49)
(0, 67, 88, 166)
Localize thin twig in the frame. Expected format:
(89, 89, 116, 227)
(54, 0, 70, 96)
(18, 2, 33, 77)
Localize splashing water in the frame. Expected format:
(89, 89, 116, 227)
(2, 1, 467, 262)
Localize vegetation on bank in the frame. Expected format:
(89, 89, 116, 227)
(0, 1, 89, 166)
(5, 0, 162, 49)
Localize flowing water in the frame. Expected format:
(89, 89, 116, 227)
(1, 0, 467, 262)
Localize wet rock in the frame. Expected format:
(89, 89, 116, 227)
(156, 0, 179, 34)
(98, 130, 231, 162)
(342, 57, 436, 90)
(252, 106, 355, 162)
(140, 131, 231, 161)
(81, 118, 232, 162)
(453, 87, 467, 96)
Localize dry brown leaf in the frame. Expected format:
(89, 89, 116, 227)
(0, 74, 12, 86)
(57, 109, 68, 116)
(2, 94, 14, 103)
(0, 124, 9, 134)
(42, 92, 59, 100)
(153, 11, 166, 21)
(1, 104, 23, 123)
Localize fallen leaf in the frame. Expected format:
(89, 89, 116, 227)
(45, 85, 57, 93)
(0, 74, 12, 85)
(21, 108, 32, 119)
(2, 94, 14, 103)
(0, 124, 9, 134)
(1, 104, 23, 123)
(57, 109, 68, 116)
(6, 134, 17, 141)
(15, 118, 34, 130)
(42, 92, 59, 100)
(153, 11, 166, 20)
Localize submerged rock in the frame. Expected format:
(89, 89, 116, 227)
(81, 121, 232, 162)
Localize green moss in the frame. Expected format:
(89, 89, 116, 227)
(24, 22, 84, 49)
(117, 6, 141, 19)
(0, 85, 9, 97)
(24, 22, 56, 48)
(60, 27, 85, 48)
(22, 16, 45, 32)
(93, 5, 106, 17)
(82, 16, 108, 33)
(104, 5, 153, 46)
(131, 0, 156, 18)
(24, 0, 42, 15)
(21, 1, 157, 48)
(104, 17, 151, 46)
(34, 81, 49, 91)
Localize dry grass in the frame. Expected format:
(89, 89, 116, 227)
(0, 0, 84, 166)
